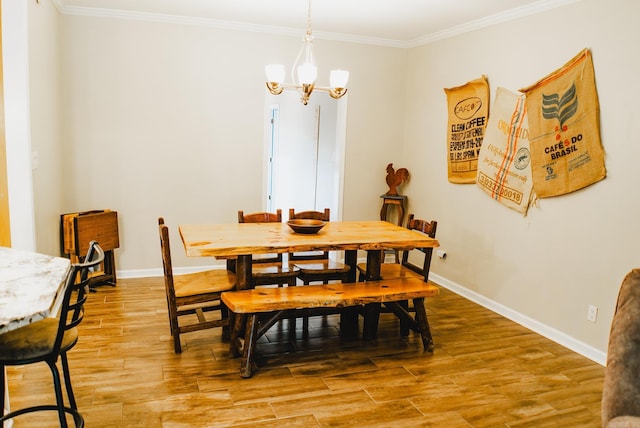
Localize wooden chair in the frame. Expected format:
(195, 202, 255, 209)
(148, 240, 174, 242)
(158, 218, 236, 353)
(357, 214, 437, 336)
(357, 214, 437, 282)
(288, 208, 350, 285)
(237, 209, 299, 288)
(288, 208, 350, 331)
(0, 242, 104, 428)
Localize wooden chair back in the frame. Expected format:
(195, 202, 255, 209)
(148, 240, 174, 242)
(238, 209, 282, 223)
(238, 209, 282, 264)
(288, 208, 331, 262)
(401, 214, 438, 281)
(288, 208, 330, 222)
(158, 217, 177, 306)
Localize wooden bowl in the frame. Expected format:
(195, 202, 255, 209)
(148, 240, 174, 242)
(287, 219, 326, 234)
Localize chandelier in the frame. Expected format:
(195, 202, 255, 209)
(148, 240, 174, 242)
(265, 0, 349, 105)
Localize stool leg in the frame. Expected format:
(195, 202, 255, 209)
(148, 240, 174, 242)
(61, 352, 77, 410)
(46, 360, 69, 428)
(380, 203, 388, 221)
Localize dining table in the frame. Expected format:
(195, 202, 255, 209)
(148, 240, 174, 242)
(179, 220, 439, 337)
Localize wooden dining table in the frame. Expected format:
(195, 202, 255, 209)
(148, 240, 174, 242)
(179, 220, 439, 337)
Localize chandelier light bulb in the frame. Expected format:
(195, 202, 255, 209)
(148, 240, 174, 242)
(265, 64, 285, 84)
(330, 70, 349, 89)
(297, 62, 318, 85)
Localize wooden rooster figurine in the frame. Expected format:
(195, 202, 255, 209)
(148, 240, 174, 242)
(385, 163, 409, 196)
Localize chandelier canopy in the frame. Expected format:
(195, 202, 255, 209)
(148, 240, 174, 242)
(265, 0, 349, 105)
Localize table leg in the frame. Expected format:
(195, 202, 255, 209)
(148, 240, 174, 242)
(235, 254, 253, 290)
(366, 250, 383, 280)
(339, 250, 359, 337)
(344, 250, 357, 282)
(363, 250, 384, 340)
(229, 254, 252, 357)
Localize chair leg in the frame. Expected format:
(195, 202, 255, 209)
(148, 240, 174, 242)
(46, 360, 69, 428)
(61, 353, 77, 410)
(167, 302, 182, 353)
(172, 329, 182, 353)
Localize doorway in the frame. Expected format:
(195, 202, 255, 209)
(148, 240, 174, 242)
(264, 90, 347, 221)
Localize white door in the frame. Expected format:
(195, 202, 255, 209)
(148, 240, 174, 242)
(265, 90, 345, 220)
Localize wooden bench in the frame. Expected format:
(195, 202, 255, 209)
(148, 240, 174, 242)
(221, 278, 439, 377)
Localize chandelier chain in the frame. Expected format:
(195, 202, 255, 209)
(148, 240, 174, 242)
(306, 0, 312, 36)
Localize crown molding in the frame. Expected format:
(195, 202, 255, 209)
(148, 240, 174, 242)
(407, 0, 583, 48)
(55, 0, 582, 49)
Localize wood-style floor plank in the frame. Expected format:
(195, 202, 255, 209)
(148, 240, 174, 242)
(4, 277, 604, 427)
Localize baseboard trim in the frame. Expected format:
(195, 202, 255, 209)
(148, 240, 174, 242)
(429, 272, 606, 366)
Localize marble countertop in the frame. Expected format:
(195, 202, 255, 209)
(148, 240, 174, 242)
(0, 247, 71, 334)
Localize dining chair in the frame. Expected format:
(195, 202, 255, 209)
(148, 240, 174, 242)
(288, 208, 350, 285)
(357, 214, 438, 283)
(237, 209, 300, 288)
(288, 208, 351, 332)
(158, 218, 236, 353)
(0, 241, 104, 428)
(357, 214, 437, 336)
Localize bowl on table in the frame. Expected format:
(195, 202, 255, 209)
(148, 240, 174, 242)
(287, 219, 326, 234)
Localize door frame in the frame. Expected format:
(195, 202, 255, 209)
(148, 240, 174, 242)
(263, 90, 347, 220)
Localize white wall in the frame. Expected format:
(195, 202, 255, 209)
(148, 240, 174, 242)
(60, 16, 407, 272)
(29, 0, 65, 256)
(401, 0, 639, 360)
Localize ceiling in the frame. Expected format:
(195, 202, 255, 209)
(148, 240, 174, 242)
(58, 0, 578, 47)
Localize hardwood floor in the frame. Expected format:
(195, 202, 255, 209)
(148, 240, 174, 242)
(5, 277, 604, 427)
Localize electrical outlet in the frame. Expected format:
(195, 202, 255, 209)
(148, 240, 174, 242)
(587, 305, 598, 323)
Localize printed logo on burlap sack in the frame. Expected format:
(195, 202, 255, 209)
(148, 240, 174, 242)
(519, 49, 605, 198)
